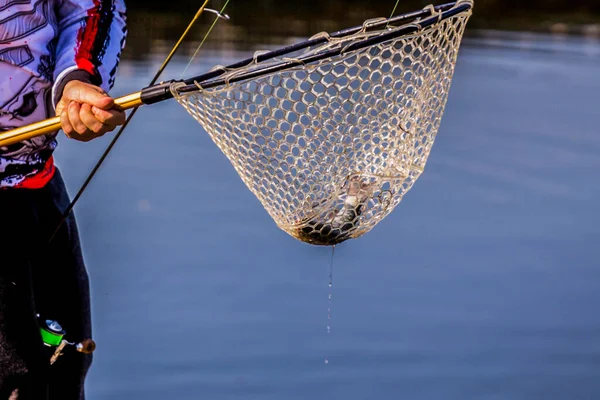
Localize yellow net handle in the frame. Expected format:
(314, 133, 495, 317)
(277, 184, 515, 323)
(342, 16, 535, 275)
(0, 92, 143, 148)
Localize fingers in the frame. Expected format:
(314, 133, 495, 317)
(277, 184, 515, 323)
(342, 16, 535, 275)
(68, 102, 87, 135)
(59, 102, 74, 138)
(79, 104, 114, 136)
(60, 101, 119, 142)
(57, 81, 127, 141)
(91, 106, 126, 126)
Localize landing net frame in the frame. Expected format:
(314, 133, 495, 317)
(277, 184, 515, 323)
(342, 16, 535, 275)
(167, 1, 474, 245)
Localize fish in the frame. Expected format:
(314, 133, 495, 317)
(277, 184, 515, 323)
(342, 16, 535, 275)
(294, 174, 374, 246)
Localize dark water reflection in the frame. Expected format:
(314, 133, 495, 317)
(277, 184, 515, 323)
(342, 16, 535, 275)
(121, 2, 600, 62)
(53, 25, 600, 400)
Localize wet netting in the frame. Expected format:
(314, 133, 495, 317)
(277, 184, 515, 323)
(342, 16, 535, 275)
(171, 1, 473, 245)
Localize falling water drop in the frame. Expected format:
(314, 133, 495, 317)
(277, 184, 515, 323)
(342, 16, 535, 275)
(325, 245, 335, 365)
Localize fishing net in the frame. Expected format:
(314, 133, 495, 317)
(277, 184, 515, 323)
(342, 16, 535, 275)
(171, 1, 473, 245)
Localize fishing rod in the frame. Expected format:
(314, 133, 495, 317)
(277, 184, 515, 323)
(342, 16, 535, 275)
(41, 1, 230, 247)
(0, 1, 471, 147)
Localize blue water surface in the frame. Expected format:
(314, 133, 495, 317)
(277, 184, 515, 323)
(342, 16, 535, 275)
(54, 31, 600, 400)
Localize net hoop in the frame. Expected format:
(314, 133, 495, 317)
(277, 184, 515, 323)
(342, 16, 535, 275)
(175, 0, 473, 93)
(172, 1, 474, 245)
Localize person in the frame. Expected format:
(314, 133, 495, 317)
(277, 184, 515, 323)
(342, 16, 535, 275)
(0, 1, 127, 399)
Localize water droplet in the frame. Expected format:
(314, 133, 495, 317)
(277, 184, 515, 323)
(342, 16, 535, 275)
(324, 245, 335, 366)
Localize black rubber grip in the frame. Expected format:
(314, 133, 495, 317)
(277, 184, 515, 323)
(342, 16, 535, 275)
(140, 80, 180, 104)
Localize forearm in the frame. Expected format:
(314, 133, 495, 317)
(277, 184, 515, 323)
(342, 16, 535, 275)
(52, 0, 127, 106)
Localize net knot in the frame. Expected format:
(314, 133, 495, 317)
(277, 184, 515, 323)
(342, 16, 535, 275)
(457, 0, 475, 7)
(209, 64, 229, 73)
(253, 50, 271, 64)
(169, 81, 188, 100)
(193, 80, 204, 91)
(423, 4, 443, 23)
(309, 31, 331, 42)
(362, 17, 388, 32)
(280, 57, 306, 68)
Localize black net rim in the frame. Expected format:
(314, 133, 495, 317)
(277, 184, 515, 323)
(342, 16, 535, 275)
(174, 0, 473, 94)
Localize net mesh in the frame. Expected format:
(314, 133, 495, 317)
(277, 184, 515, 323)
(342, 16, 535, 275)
(172, 2, 473, 245)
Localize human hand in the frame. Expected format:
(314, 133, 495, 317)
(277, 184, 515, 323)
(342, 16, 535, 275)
(55, 80, 126, 141)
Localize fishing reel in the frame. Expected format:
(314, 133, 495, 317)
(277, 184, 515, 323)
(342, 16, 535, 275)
(38, 316, 96, 365)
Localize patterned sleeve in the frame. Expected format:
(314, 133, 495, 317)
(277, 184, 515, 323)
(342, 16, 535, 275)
(52, 0, 127, 106)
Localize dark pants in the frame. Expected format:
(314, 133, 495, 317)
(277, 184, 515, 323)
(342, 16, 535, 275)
(0, 169, 92, 400)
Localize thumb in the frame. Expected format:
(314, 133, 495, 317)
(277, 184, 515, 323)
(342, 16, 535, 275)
(66, 82, 114, 109)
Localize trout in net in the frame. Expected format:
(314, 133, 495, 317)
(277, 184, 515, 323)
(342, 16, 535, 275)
(168, 1, 474, 245)
(294, 174, 377, 245)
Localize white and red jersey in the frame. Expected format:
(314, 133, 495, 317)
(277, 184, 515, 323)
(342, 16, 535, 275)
(0, 0, 127, 188)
